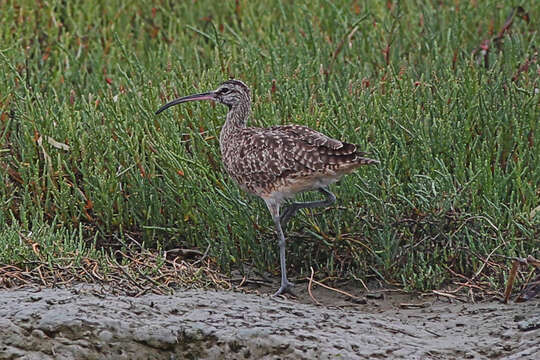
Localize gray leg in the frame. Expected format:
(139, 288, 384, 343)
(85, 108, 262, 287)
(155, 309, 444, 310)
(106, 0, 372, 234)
(272, 215, 294, 296)
(280, 187, 336, 228)
(264, 198, 294, 296)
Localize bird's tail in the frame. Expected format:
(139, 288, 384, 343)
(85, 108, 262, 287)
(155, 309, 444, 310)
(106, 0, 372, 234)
(356, 152, 380, 165)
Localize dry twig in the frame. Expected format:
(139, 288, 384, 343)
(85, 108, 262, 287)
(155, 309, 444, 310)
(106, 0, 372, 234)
(0, 246, 231, 297)
(308, 267, 322, 306)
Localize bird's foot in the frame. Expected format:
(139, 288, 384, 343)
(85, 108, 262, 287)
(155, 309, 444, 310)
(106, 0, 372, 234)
(273, 280, 295, 297)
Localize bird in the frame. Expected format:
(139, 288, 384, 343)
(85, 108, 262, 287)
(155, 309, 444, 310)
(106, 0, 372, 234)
(156, 79, 379, 296)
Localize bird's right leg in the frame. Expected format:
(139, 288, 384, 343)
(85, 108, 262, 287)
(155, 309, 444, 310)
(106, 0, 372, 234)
(280, 187, 336, 228)
(272, 215, 295, 296)
(264, 198, 294, 296)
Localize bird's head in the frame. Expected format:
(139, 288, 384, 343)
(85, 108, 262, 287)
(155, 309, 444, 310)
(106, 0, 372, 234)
(155, 79, 251, 115)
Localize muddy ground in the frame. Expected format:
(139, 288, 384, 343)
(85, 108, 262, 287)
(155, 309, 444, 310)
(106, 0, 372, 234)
(0, 283, 538, 360)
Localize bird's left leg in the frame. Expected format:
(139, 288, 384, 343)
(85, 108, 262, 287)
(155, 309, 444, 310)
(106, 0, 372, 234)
(280, 187, 336, 229)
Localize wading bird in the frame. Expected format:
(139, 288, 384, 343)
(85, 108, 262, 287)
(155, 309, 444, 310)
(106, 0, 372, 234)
(156, 80, 378, 296)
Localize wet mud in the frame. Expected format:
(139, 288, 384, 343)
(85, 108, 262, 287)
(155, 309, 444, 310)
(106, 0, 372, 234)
(0, 285, 538, 359)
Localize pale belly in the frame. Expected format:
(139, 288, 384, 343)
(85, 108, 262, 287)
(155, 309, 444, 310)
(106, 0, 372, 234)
(254, 173, 344, 204)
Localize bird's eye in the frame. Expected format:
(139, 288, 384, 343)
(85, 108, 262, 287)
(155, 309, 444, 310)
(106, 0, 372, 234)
(221, 87, 230, 94)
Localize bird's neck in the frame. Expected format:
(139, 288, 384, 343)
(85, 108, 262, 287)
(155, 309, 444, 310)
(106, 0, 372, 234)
(220, 102, 250, 157)
(224, 101, 251, 129)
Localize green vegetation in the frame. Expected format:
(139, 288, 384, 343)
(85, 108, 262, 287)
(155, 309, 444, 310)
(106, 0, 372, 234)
(1, 0, 538, 291)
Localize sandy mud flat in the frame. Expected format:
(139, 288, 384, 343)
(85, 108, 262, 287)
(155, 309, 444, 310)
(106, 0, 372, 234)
(0, 285, 538, 359)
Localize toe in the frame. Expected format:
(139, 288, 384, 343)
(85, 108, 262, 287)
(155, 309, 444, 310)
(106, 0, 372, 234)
(273, 281, 295, 297)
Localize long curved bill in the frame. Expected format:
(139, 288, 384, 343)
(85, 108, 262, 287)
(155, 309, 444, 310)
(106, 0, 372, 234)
(155, 91, 216, 115)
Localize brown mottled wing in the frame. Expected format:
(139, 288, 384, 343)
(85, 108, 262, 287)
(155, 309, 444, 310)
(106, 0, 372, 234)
(224, 125, 376, 193)
(268, 124, 376, 164)
(267, 124, 344, 150)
